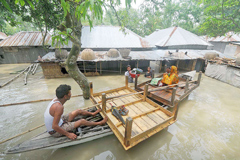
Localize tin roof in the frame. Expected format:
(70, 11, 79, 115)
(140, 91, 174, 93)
(0, 32, 8, 40)
(0, 31, 52, 47)
(42, 49, 230, 62)
(145, 27, 212, 47)
(54, 26, 151, 49)
(202, 32, 240, 42)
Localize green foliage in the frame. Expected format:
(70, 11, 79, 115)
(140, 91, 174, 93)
(199, 0, 240, 36)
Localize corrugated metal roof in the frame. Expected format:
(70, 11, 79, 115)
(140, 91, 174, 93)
(0, 31, 52, 47)
(0, 32, 8, 40)
(202, 32, 240, 42)
(54, 26, 151, 49)
(145, 27, 213, 47)
(42, 49, 230, 62)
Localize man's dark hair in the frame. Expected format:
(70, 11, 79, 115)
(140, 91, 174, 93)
(148, 66, 151, 69)
(56, 84, 71, 99)
(127, 65, 131, 68)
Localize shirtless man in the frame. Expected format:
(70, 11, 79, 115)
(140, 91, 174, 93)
(44, 84, 107, 140)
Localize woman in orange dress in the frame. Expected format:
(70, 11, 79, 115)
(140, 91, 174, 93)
(161, 66, 179, 85)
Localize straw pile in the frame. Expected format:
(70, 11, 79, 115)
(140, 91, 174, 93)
(55, 49, 68, 60)
(204, 52, 219, 60)
(81, 49, 96, 60)
(107, 49, 119, 58)
(119, 48, 131, 58)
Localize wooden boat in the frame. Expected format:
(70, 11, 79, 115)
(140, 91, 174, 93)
(90, 78, 180, 150)
(135, 71, 202, 107)
(6, 107, 113, 154)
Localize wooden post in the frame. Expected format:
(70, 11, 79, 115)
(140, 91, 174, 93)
(159, 61, 162, 73)
(100, 61, 102, 75)
(120, 61, 122, 74)
(125, 76, 128, 88)
(197, 71, 202, 86)
(152, 69, 155, 78)
(176, 60, 179, 68)
(134, 75, 138, 90)
(89, 82, 93, 96)
(184, 77, 189, 93)
(102, 93, 106, 112)
(95, 62, 97, 73)
(124, 117, 133, 147)
(83, 61, 86, 73)
(173, 102, 180, 121)
(171, 87, 177, 106)
(143, 84, 149, 101)
(191, 60, 197, 71)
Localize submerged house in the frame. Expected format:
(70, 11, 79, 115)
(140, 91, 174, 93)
(40, 25, 153, 78)
(144, 26, 215, 73)
(0, 31, 51, 64)
(203, 32, 240, 57)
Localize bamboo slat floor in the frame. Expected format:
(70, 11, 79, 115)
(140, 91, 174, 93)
(90, 83, 179, 150)
(136, 72, 202, 107)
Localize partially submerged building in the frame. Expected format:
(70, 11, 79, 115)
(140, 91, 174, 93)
(202, 32, 240, 57)
(40, 26, 225, 78)
(0, 31, 51, 64)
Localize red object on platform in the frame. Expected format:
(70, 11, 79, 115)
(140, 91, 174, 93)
(129, 71, 140, 78)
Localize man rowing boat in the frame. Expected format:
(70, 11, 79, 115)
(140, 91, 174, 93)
(44, 84, 107, 140)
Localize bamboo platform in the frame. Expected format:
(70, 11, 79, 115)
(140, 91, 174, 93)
(90, 78, 179, 150)
(135, 72, 202, 107)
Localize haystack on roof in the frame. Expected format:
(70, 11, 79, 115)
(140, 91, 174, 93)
(145, 26, 212, 48)
(80, 49, 96, 60)
(0, 31, 52, 47)
(107, 49, 119, 58)
(0, 32, 7, 40)
(55, 25, 151, 49)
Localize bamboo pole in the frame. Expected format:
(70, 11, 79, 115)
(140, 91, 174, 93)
(159, 61, 162, 73)
(120, 61, 122, 74)
(197, 71, 202, 86)
(134, 75, 138, 90)
(100, 61, 102, 75)
(0, 65, 30, 88)
(32, 63, 39, 75)
(124, 117, 133, 147)
(184, 77, 189, 93)
(24, 64, 33, 85)
(0, 103, 102, 144)
(30, 64, 36, 73)
(0, 124, 45, 145)
(0, 94, 83, 107)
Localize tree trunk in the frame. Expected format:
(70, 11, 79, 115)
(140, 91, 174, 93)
(65, 21, 90, 99)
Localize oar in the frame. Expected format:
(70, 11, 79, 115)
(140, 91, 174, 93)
(0, 94, 84, 107)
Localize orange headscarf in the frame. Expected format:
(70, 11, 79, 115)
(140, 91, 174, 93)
(161, 65, 179, 85)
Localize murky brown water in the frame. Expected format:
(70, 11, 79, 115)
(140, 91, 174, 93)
(0, 64, 240, 160)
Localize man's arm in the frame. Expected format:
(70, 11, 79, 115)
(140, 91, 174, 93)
(52, 103, 77, 140)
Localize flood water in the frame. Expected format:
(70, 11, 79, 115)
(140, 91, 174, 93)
(0, 63, 240, 160)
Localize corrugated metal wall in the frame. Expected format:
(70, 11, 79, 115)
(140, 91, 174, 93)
(0, 47, 48, 64)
